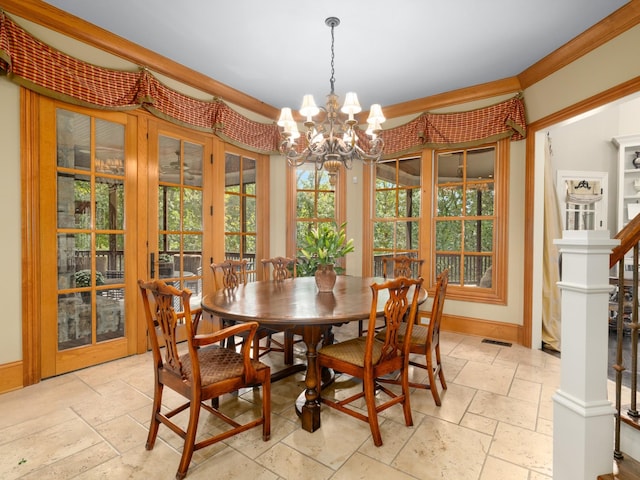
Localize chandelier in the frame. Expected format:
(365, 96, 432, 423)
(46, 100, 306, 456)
(277, 17, 385, 185)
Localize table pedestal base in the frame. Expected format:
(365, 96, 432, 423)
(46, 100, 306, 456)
(295, 326, 328, 432)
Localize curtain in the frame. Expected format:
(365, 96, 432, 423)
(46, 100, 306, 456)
(542, 133, 562, 351)
(0, 11, 526, 156)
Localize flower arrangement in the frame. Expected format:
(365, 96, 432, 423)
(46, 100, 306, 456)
(298, 221, 355, 275)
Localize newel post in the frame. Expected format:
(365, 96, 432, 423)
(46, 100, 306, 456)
(553, 230, 618, 479)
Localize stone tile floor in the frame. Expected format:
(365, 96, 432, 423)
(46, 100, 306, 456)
(0, 325, 567, 479)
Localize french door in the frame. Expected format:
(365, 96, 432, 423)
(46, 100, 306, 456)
(40, 100, 138, 376)
(35, 99, 237, 377)
(147, 122, 214, 326)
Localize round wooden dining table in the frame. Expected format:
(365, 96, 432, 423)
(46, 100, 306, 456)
(201, 275, 401, 433)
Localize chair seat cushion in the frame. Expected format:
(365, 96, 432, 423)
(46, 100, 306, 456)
(181, 346, 269, 385)
(376, 322, 428, 345)
(318, 337, 383, 367)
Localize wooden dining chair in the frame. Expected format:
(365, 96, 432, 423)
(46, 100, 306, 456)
(261, 256, 304, 365)
(210, 259, 278, 359)
(317, 276, 423, 447)
(358, 254, 425, 336)
(138, 279, 271, 480)
(378, 268, 449, 405)
(382, 255, 425, 280)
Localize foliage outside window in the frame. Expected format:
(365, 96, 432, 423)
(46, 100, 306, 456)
(434, 146, 496, 292)
(372, 157, 422, 277)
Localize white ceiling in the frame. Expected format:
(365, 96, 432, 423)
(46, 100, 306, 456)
(42, 0, 629, 113)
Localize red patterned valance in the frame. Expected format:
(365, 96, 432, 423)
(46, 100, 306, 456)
(381, 95, 526, 157)
(0, 11, 526, 157)
(0, 11, 281, 153)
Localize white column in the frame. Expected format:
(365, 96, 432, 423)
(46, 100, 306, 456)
(553, 230, 618, 480)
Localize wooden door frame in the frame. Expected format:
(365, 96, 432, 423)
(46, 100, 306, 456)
(21, 88, 41, 385)
(20, 96, 267, 384)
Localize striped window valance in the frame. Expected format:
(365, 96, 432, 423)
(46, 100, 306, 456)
(0, 11, 526, 156)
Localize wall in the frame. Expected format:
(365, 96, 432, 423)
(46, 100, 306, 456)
(547, 104, 621, 233)
(0, 80, 21, 365)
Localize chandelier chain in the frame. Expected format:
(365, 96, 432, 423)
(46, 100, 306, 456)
(329, 22, 335, 95)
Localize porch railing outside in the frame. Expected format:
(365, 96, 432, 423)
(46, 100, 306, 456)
(372, 253, 491, 285)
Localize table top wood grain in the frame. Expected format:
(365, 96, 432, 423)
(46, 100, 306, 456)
(201, 276, 390, 327)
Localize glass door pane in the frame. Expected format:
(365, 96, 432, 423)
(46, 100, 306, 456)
(157, 135, 204, 306)
(55, 110, 126, 351)
(372, 157, 422, 276)
(225, 152, 257, 280)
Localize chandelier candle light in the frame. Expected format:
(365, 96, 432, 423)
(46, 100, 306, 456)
(277, 17, 385, 185)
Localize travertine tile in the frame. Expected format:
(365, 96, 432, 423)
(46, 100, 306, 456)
(410, 381, 476, 424)
(19, 442, 118, 480)
(225, 409, 297, 459)
(72, 439, 185, 479)
(283, 407, 371, 469)
(454, 360, 516, 395)
(480, 456, 530, 479)
(392, 416, 491, 479)
(538, 383, 558, 422)
(72, 382, 152, 426)
(0, 376, 99, 429)
(332, 452, 416, 480)
(489, 422, 553, 476)
(256, 442, 333, 480)
(515, 362, 561, 387)
(357, 414, 420, 465)
(449, 340, 501, 364)
(94, 414, 149, 454)
(537, 417, 553, 436)
(0, 408, 77, 445)
(460, 412, 498, 436)
(468, 390, 539, 430)
(508, 377, 542, 402)
(0, 417, 104, 479)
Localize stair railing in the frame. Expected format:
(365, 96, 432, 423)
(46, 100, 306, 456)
(609, 213, 640, 459)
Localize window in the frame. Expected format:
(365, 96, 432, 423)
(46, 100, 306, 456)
(372, 157, 422, 277)
(287, 162, 347, 275)
(434, 141, 507, 303)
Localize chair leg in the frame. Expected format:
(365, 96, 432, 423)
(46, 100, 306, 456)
(176, 399, 201, 480)
(426, 351, 442, 406)
(146, 383, 164, 450)
(401, 367, 413, 427)
(436, 344, 447, 390)
(364, 374, 383, 446)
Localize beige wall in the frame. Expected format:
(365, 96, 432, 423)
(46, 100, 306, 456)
(2, 17, 640, 365)
(0, 79, 22, 364)
(525, 25, 640, 123)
